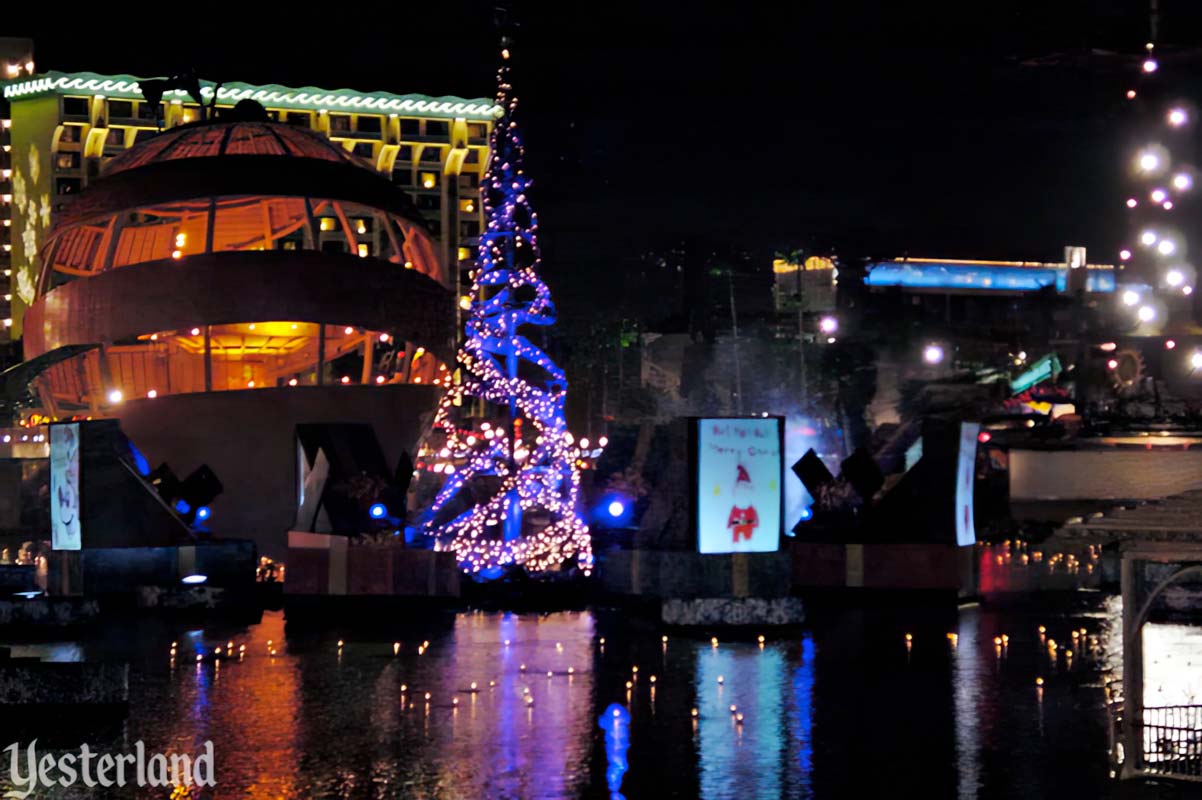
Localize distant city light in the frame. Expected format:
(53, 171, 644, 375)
(1138, 305, 1156, 322)
(1169, 108, 1189, 127)
(1185, 286, 1195, 296)
(1127, 90, 1137, 100)
(1100, 342, 1117, 351)
(1151, 188, 1168, 203)
(1158, 239, 1177, 256)
(1166, 340, 1177, 350)
(1141, 230, 1158, 246)
(923, 344, 944, 365)
(607, 500, 625, 518)
(107, 389, 123, 404)
(1143, 58, 1159, 73)
(1138, 152, 1162, 173)
(147, 389, 158, 399)
(1192, 351, 1202, 370)
(1167, 269, 1185, 286)
(1164, 201, 1175, 210)
(818, 316, 838, 334)
(978, 431, 992, 444)
(1126, 198, 1138, 208)
(196, 506, 211, 522)
(1173, 173, 1193, 191)
(181, 574, 208, 585)
(370, 503, 387, 519)
(1108, 359, 1119, 370)
(1122, 289, 1141, 306)
(1120, 249, 1132, 261)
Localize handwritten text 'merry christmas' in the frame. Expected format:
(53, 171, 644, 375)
(705, 422, 779, 458)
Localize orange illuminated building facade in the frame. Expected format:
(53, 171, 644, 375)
(0, 68, 494, 551)
(23, 120, 454, 415)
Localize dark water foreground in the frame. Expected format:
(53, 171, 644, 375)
(0, 594, 1195, 799)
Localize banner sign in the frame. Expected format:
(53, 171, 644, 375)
(696, 417, 783, 554)
(50, 422, 82, 551)
(955, 422, 980, 547)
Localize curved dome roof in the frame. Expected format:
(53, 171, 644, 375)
(103, 120, 368, 176)
(52, 117, 427, 234)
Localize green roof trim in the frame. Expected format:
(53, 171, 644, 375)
(2, 71, 502, 120)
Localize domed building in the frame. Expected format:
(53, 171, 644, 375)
(20, 107, 456, 554)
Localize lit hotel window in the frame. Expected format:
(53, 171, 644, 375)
(421, 172, 438, 189)
(319, 217, 336, 232)
(357, 243, 370, 258)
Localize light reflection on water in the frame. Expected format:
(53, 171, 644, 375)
(695, 641, 791, 799)
(953, 609, 982, 800)
(0, 597, 1134, 799)
(1143, 622, 1202, 708)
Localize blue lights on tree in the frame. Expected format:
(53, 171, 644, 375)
(423, 40, 594, 577)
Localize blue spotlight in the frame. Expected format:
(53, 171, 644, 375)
(174, 499, 191, 515)
(369, 503, 387, 520)
(195, 506, 211, 522)
(594, 493, 634, 527)
(798, 506, 813, 522)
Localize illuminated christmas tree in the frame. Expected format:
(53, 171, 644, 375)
(422, 40, 595, 577)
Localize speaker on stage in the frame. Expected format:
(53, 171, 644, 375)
(178, 464, 223, 521)
(148, 463, 182, 505)
(791, 449, 834, 497)
(841, 447, 884, 501)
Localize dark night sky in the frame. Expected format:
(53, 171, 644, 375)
(9, 1, 1202, 282)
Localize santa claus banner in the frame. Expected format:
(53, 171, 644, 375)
(695, 417, 783, 554)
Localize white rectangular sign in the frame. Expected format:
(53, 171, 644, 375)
(50, 423, 82, 551)
(697, 418, 782, 554)
(955, 421, 979, 547)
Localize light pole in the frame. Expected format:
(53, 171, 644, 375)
(726, 267, 744, 414)
(797, 256, 807, 413)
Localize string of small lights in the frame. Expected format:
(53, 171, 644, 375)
(421, 40, 596, 576)
(1118, 33, 1196, 337)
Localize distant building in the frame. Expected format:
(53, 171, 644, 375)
(1, 69, 500, 338)
(772, 255, 836, 315)
(863, 254, 1115, 296)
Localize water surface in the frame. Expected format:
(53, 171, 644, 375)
(1, 595, 1190, 798)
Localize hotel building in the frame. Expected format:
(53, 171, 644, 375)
(1, 69, 499, 341)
